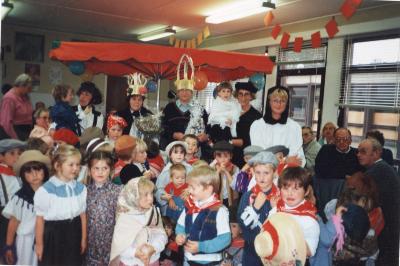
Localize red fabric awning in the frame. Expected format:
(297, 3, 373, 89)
(49, 41, 275, 82)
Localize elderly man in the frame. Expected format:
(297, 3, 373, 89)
(302, 126, 321, 175)
(314, 128, 363, 219)
(357, 138, 400, 266)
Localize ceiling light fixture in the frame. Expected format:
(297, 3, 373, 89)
(205, 0, 275, 24)
(1, 0, 13, 20)
(138, 26, 176, 42)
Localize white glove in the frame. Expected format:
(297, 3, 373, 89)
(240, 206, 260, 228)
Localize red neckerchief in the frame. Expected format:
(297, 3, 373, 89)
(186, 156, 199, 165)
(167, 239, 179, 252)
(276, 199, 317, 220)
(231, 237, 245, 248)
(165, 182, 188, 197)
(0, 164, 15, 176)
(249, 184, 280, 205)
(185, 194, 221, 215)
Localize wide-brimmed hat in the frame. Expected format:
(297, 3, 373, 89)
(14, 150, 51, 177)
(255, 212, 307, 265)
(0, 139, 26, 153)
(165, 141, 188, 156)
(248, 151, 278, 167)
(77, 81, 102, 105)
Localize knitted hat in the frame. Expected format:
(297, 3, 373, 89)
(14, 150, 51, 177)
(235, 81, 257, 94)
(248, 151, 278, 167)
(213, 140, 234, 152)
(243, 145, 263, 157)
(53, 128, 80, 146)
(107, 115, 128, 130)
(115, 135, 136, 153)
(79, 127, 104, 146)
(0, 139, 26, 153)
(175, 54, 195, 91)
(255, 212, 307, 265)
(126, 73, 148, 97)
(165, 141, 188, 156)
(265, 145, 289, 157)
(342, 204, 370, 243)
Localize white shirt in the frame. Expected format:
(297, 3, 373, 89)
(34, 176, 87, 220)
(0, 174, 21, 207)
(76, 104, 104, 131)
(208, 96, 241, 129)
(250, 117, 306, 167)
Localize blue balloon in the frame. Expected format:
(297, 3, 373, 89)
(69, 61, 85, 75)
(146, 80, 158, 93)
(250, 73, 265, 91)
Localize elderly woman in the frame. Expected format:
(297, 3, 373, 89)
(250, 86, 305, 165)
(117, 78, 152, 138)
(0, 74, 33, 140)
(231, 81, 262, 168)
(29, 107, 53, 147)
(318, 122, 336, 145)
(73, 81, 104, 135)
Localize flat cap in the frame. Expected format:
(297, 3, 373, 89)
(248, 151, 278, 167)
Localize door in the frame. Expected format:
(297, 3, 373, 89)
(106, 76, 129, 114)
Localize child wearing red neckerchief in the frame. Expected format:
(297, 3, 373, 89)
(268, 166, 319, 258)
(237, 151, 279, 266)
(210, 141, 239, 208)
(175, 166, 231, 265)
(183, 134, 200, 165)
(162, 163, 189, 222)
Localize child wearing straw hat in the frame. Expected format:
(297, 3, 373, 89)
(2, 150, 50, 265)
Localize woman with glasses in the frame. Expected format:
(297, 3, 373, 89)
(29, 107, 54, 147)
(231, 81, 262, 168)
(250, 86, 305, 166)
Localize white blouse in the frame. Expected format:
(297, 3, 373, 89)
(34, 176, 87, 221)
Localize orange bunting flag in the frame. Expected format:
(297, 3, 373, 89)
(169, 36, 176, 46)
(186, 40, 191, 49)
(180, 40, 185, 48)
(325, 17, 339, 39)
(341, 0, 357, 20)
(271, 24, 281, 39)
(293, 37, 303, 53)
(191, 38, 196, 49)
(264, 11, 274, 27)
(197, 32, 203, 46)
(280, 32, 290, 49)
(174, 39, 181, 48)
(311, 31, 322, 48)
(203, 26, 211, 39)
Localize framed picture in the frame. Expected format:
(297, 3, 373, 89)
(15, 32, 44, 62)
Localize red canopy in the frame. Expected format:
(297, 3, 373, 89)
(49, 41, 274, 82)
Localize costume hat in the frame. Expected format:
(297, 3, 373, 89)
(243, 145, 263, 156)
(255, 212, 307, 265)
(53, 128, 80, 146)
(248, 151, 278, 168)
(14, 150, 51, 177)
(77, 81, 102, 105)
(175, 54, 195, 91)
(235, 81, 258, 94)
(126, 72, 148, 97)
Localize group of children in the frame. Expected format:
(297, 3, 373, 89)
(0, 127, 383, 266)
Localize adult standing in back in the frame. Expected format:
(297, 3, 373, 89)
(0, 74, 33, 140)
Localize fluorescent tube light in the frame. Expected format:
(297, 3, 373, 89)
(1, 0, 13, 20)
(205, 1, 274, 24)
(138, 27, 176, 42)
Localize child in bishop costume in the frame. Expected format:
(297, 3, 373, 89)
(2, 150, 50, 265)
(175, 166, 231, 265)
(237, 151, 280, 266)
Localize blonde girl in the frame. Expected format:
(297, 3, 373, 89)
(34, 144, 87, 266)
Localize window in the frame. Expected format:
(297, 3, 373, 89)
(194, 82, 218, 112)
(340, 35, 400, 159)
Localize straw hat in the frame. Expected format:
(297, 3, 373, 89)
(126, 72, 148, 96)
(255, 212, 307, 266)
(175, 54, 195, 91)
(14, 150, 51, 177)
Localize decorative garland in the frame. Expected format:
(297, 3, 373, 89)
(169, 26, 211, 49)
(265, 0, 363, 52)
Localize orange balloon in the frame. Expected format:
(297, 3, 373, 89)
(194, 71, 208, 91)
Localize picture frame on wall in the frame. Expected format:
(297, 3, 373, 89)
(15, 32, 44, 62)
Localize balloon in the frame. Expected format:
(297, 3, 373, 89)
(194, 71, 208, 91)
(146, 80, 158, 93)
(139, 86, 148, 95)
(69, 61, 85, 75)
(80, 70, 93, 82)
(250, 73, 265, 91)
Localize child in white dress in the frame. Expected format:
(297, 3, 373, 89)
(208, 82, 241, 143)
(2, 150, 50, 265)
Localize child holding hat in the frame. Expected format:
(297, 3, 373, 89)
(2, 150, 50, 265)
(238, 151, 279, 266)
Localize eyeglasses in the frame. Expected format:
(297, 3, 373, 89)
(238, 92, 250, 97)
(335, 137, 350, 143)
